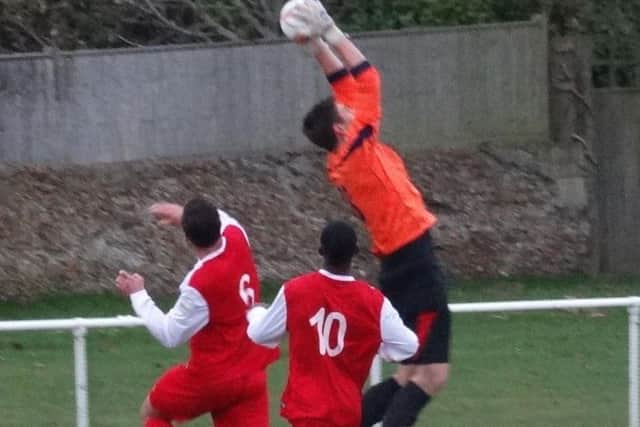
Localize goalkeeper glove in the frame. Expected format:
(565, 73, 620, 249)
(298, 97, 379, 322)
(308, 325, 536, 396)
(292, 0, 347, 45)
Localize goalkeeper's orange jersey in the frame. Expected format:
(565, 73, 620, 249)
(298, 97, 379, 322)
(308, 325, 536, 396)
(326, 62, 436, 256)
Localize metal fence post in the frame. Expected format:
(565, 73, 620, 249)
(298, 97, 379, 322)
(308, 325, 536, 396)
(73, 326, 89, 427)
(629, 299, 640, 427)
(368, 356, 383, 427)
(370, 355, 383, 386)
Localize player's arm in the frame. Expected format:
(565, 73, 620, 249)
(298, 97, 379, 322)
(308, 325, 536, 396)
(116, 271, 209, 348)
(306, 39, 381, 136)
(149, 202, 183, 226)
(304, 38, 357, 112)
(246, 286, 287, 348)
(130, 287, 209, 348)
(330, 38, 382, 130)
(378, 297, 419, 362)
(307, 38, 344, 76)
(311, 3, 381, 129)
(290, 1, 380, 130)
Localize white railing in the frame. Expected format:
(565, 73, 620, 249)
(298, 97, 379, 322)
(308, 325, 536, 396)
(1, 297, 639, 427)
(0, 316, 145, 427)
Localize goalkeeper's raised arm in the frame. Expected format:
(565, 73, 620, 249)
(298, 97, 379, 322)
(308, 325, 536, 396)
(282, 0, 381, 152)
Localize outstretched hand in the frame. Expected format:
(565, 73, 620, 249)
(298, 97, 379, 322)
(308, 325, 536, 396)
(281, 0, 335, 41)
(149, 202, 183, 226)
(115, 270, 145, 295)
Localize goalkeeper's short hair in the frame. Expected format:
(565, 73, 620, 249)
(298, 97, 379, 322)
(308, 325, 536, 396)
(303, 97, 340, 152)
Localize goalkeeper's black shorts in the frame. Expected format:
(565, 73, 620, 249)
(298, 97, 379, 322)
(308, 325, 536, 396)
(379, 230, 451, 364)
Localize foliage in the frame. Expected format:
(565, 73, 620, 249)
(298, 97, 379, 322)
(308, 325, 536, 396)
(336, 0, 539, 31)
(0, 0, 638, 86)
(0, 0, 539, 53)
(0, 0, 287, 53)
(0, 1, 137, 52)
(586, 0, 640, 87)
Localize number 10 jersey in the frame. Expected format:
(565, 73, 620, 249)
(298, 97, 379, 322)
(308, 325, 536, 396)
(282, 271, 388, 427)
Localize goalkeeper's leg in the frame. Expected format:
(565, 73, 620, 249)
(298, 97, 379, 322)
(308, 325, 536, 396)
(381, 363, 449, 427)
(360, 377, 402, 426)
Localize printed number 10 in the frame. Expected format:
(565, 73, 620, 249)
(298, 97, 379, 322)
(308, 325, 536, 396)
(309, 308, 347, 357)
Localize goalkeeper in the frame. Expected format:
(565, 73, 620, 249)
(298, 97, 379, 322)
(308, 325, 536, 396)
(283, 2, 451, 426)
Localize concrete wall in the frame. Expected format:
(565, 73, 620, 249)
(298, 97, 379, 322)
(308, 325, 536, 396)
(0, 21, 549, 165)
(593, 89, 640, 275)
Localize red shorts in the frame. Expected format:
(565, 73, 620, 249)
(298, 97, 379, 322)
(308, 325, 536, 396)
(149, 364, 269, 427)
(291, 422, 335, 427)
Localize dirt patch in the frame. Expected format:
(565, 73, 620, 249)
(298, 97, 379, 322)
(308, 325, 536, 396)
(0, 144, 590, 300)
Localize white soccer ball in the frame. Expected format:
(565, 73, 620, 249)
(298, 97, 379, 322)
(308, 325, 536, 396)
(279, 0, 312, 41)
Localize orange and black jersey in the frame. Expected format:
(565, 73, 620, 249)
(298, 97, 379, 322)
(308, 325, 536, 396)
(326, 61, 437, 256)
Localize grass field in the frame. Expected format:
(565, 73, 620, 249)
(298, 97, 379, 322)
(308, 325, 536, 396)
(0, 277, 638, 426)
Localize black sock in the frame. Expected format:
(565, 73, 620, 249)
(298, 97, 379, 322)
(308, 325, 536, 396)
(360, 377, 401, 427)
(382, 382, 431, 427)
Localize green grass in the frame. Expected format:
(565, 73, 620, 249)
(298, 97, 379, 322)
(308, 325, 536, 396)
(0, 277, 638, 426)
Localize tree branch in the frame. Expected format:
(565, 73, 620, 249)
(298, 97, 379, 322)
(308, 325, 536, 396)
(247, 0, 283, 34)
(177, 0, 244, 42)
(571, 133, 598, 168)
(551, 61, 594, 115)
(257, 0, 277, 26)
(6, 17, 52, 50)
(140, 0, 214, 43)
(231, 0, 277, 38)
(116, 34, 144, 48)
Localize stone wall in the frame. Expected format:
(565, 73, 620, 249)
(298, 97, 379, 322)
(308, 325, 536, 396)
(0, 144, 590, 300)
(0, 21, 548, 165)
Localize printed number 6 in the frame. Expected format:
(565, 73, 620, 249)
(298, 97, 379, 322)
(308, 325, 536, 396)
(309, 308, 347, 357)
(238, 274, 255, 306)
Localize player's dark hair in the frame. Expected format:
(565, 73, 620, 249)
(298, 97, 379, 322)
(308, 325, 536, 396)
(320, 220, 359, 267)
(181, 197, 221, 249)
(303, 97, 340, 152)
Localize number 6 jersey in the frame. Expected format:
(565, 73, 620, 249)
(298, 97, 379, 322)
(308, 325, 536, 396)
(130, 209, 279, 381)
(247, 269, 418, 427)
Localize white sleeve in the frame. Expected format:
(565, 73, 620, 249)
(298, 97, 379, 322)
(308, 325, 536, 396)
(129, 286, 209, 348)
(246, 286, 287, 348)
(378, 297, 419, 362)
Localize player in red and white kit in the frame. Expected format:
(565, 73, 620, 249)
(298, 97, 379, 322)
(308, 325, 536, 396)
(247, 220, 418, 427)
(115, 197, 279, 427)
